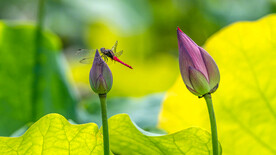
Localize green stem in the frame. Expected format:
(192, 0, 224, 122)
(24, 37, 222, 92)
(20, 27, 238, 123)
(31, 0, 46, 122)
(203, 94, 219, 155)
(99, 93, 110, 155)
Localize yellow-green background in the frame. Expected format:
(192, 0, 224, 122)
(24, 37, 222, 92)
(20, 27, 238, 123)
(0, 0, 276, 154)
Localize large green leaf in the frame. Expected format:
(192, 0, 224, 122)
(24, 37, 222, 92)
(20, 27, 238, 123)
(159, 14, 276, 154)
(0, 114, 103, 154)
(109, 114, 219, 155)
(0, 113, 219, 155)
(0, 21, 76, 136)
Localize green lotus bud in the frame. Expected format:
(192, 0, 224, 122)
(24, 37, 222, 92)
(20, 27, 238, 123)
(89, 50, 113, 94)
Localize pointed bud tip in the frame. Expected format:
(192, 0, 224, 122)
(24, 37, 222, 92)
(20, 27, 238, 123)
(95, 49, 100, 57)
(177, 27, 183, 33)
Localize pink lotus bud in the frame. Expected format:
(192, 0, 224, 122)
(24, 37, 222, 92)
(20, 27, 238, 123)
(177, 27, 220, 96)
(89, 50, 113, 94)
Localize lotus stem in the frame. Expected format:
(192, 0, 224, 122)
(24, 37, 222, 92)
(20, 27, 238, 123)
(203, 93, 219, 155)
(99, 93, 110, 155)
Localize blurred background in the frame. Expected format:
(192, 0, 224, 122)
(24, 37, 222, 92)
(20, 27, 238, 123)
(0, 0, 276, 141)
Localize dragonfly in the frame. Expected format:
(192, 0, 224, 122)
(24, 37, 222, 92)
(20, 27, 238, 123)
(76, 41, 133, 69)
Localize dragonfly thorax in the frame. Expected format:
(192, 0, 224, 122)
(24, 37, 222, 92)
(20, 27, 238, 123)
(100, 48, 114, 58)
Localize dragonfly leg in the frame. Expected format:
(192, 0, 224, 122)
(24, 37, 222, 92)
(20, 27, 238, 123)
(103, 55, 108, 62)
(100, 55, 106, 62)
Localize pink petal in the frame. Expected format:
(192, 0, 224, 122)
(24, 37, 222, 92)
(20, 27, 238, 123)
(199, 47, 220, 90)
(177, 28, 209, 85)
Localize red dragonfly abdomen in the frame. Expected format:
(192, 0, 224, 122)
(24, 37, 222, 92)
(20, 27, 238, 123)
(112, 56, 133, 69)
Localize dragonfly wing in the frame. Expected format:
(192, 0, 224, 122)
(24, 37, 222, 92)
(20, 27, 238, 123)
(75, 49, 96, 57)
(111, 40, 118, 53)
(114, 50, 123, 57)
(75, 49, 97, 64)
(79, 57, 94, 64)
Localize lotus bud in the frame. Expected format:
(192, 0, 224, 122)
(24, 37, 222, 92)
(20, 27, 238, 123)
(89, 50, 113, 94)
(177, 27, 220, 97)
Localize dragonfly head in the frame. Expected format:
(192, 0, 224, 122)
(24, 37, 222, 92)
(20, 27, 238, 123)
(100, 48, 106, 54)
